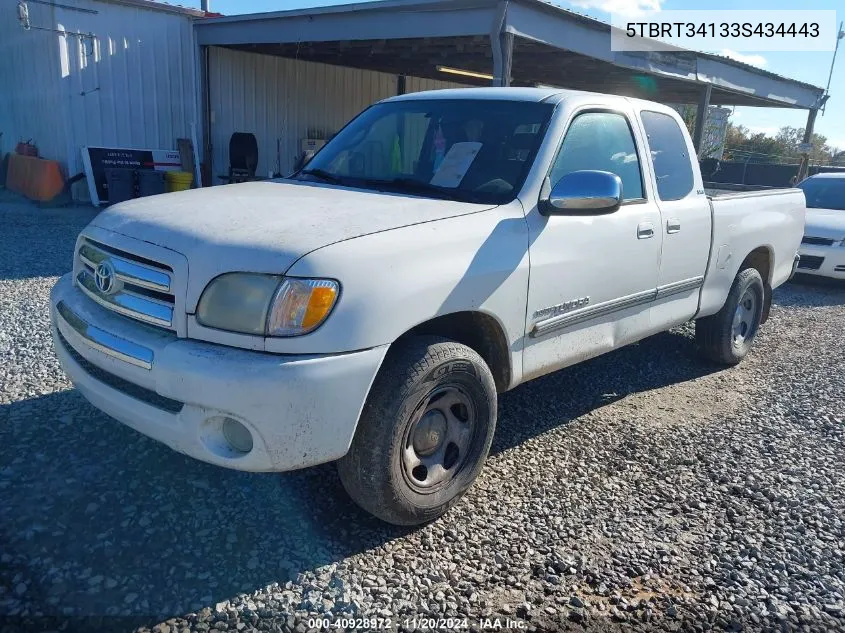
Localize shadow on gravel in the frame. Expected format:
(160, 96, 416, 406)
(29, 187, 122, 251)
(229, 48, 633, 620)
(0, 329, 720, 624)
(1, 390, 405, 623)
(492, 328, 719, 456)
(779, 274, 845, 307)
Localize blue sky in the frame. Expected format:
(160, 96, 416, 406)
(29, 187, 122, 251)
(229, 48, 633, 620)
(186, 0, 845, 151)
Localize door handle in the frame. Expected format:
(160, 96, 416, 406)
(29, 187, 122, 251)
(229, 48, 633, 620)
(667, 219, 681, 234)
(637, 222, 655, 239)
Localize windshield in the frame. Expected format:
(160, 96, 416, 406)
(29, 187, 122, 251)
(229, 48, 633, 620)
(797, 177, 845, 210)
(297, 99, 555, 204)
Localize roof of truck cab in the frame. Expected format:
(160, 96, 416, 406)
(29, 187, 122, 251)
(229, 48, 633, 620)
(384, 87, 599, 104)
(384, 87, 674, 115)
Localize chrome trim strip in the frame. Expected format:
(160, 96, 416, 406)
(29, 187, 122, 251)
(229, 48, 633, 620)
(79, 253, 97, 270)
(531, 288, 656, 338)
(655, 276, 704, 300)
(104, 281, 175, 309)
(532, 276, 707, 338)
(77, 271, 173, 328)
(56, 301, 154, 370)
(79, 243, 171, 292)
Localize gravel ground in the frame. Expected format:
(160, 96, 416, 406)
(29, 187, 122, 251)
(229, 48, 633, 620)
(1, 194, 844, 633)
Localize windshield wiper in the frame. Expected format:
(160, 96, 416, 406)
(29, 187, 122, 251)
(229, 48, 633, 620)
(299, 168, 345, 185)
(360, 177, 473, 202)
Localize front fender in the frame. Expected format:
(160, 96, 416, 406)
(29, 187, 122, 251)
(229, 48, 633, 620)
(265, 203, 531, 372)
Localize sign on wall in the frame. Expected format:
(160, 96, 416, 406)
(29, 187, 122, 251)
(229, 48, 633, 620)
(81, 146, 182, 206)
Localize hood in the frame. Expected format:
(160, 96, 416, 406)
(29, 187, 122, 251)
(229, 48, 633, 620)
(804, 208, 845, 241)
(91, 180, 495, 304)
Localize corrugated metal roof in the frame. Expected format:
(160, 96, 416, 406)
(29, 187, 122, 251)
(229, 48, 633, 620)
(525, 0, 823, 92)
(94, 0, 208, 17)
(695, 50, 822, 92)
(196, 0, 824, 93)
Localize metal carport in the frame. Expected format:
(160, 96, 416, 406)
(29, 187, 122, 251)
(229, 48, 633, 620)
(194, 0, 827, 178)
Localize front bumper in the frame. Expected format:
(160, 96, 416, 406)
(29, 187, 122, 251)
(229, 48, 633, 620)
(50, 273, 388, 472)
(796, 244, 845, 279)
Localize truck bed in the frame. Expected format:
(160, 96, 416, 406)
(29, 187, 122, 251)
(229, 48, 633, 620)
(697, 187, 805, 319)
(704, 182, 799, 198)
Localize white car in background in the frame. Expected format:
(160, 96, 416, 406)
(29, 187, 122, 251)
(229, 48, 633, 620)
(796, 173, 845, 279)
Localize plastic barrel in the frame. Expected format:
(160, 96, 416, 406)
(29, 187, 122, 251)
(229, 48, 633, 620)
(105, 168, 135, 204)
(165, 170, 194, 192)
(137, 170, 166, 197)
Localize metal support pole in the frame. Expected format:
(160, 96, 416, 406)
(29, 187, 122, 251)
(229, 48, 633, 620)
(823, 21, 844, 111)
(201, 45, 212, 184)
(796, 108, 818, 182)
(497, 32, 513, 87)
(802, 108, 818, 144)
(491, 31, 513, 86)
(692, 83, 712, 158)
(490, 0, 512, 87)
(201, 0, 210, 12)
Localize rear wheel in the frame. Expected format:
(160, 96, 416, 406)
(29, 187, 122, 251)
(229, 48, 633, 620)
(695, 267, 765, 365)
(337, 336, 497, 526)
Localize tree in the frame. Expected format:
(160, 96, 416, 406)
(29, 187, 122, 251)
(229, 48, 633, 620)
(774, 126, 831, 162)
(723, 123, 834, 164)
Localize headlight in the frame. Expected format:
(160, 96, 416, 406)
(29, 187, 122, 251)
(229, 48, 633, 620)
(197, 274, 339, 337)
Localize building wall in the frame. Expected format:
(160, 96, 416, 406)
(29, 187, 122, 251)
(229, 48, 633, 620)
(1, 4, 469, 199)
(0, 0, 198, 198)
(207, 47, 467, 179)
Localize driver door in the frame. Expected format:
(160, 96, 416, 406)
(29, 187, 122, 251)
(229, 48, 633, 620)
(521, 108, 662, 381)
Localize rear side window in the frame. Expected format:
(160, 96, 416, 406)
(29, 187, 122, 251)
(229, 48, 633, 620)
(549, 111, 644, 201)
(640, 111, 694, 201)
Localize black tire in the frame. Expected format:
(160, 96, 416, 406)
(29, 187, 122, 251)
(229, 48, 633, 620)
(695, 267, 765, 365)
(337, 336, 497, 526)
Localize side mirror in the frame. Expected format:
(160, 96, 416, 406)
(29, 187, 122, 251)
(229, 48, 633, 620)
(540, 170, 623, 215)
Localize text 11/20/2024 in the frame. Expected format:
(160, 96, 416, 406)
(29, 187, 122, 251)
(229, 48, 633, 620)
(306, 616, 528, 629)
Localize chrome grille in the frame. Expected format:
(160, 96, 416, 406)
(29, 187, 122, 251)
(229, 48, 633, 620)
(801, 236, 835, 247)
(797, 255, 824, 270)
(76, 239, 176, 330)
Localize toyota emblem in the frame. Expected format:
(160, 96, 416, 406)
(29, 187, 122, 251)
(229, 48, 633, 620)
(94, 261, 116, 295)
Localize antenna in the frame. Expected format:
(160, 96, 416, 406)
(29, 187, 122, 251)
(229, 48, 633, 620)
(823, 21, 844, 114)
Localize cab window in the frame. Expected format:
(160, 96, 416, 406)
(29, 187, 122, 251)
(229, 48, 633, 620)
(640, 110, 695, 201)
(549, 111, 644, 202)
(302, 99, 555, 204)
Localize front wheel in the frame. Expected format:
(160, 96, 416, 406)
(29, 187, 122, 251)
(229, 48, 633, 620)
(695, 267, 765, 365)
(337, 336, 497, 526)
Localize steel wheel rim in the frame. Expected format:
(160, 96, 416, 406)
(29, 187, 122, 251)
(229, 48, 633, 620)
(732, 288, 757, 347)
(401, 384, 477, 494)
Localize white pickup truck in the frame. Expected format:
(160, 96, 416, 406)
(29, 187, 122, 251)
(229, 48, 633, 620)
(51, 88, 804, 525)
